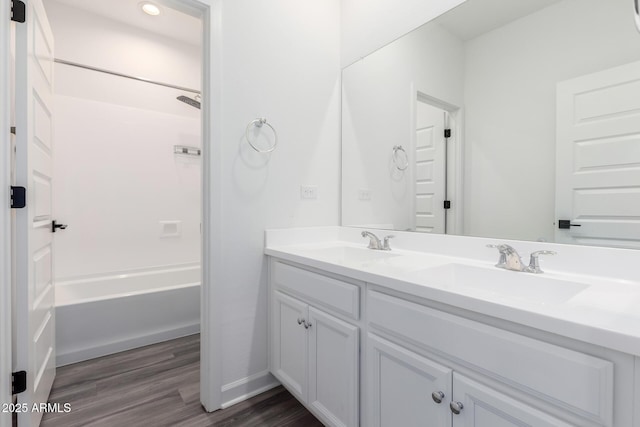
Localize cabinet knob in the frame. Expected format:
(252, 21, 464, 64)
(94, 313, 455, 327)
(449, 401, 464, 415)
(297, 318, 312, 329)
(431, 391, 445, 404)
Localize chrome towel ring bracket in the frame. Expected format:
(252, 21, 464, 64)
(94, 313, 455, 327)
(246, 118, 278, 153)
(393, 145, 409, 171)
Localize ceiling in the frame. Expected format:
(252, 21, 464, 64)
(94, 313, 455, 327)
(47, 0, 202, 46)
(437, 0, 564, 41)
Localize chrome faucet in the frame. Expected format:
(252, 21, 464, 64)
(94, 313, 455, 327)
(382, 235, 395, 251)
(527, 250, 556, 274)
(361, 231, 394, 251)
(487, 244, 526, 271)
(487, 244, 556, 274)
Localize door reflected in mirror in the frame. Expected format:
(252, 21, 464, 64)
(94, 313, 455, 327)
(341, 0, 640, 249)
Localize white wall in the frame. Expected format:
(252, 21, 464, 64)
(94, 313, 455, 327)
(45, 1, 200, 90)
(342, 22, 464, 230)
(340, 0, 465, 67)
(45, 2, 202, 280)
(53, 94, 201, 279)
(463, 0, 640, 242)
(215, 0, 341, 400)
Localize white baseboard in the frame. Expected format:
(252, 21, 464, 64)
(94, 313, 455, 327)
(220, 370, 280, 409)
(56, 323, 200, 367)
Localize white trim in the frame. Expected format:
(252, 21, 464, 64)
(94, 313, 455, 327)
(409, 83, 417, 231)
(0, 1, 13, 426)
(190, 0, 224, 412)
(449, 107, 464, 235)
(56, 325, 200, 367)
(161, 0, 223, 412)
(220, 370, 280, 409)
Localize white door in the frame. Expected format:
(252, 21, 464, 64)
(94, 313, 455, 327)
(451, 374, 574, 427)
(308, 307, 359, 427)
(556, 60, 640, 248)
(14, 0, 56, 424)
(415, 100, 447, 233)
(366, 334, 452, 427)
(270, 291, 308, 402)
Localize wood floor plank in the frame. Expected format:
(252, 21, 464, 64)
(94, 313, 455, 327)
(178, 382, 201, 405)
(44, 364, 200, 425)
(51, 336, 194, 386)
(41, 334, 322, 427)
(44, 357, 199, 423)
(84, 391, 189, 427)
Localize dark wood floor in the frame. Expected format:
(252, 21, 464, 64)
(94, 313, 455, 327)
(41, 334, 323, 427)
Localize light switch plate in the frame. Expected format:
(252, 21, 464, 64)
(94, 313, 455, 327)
(300, 185, 318, 199)
(160, 220, 181, 238)
(358, 189, 372, 201)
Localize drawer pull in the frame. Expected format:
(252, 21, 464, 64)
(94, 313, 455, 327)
(450, 401, 463, 415)
(431, 391, 445, 404)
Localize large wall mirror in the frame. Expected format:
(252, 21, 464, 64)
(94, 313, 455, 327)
(342, 0, 640, 249)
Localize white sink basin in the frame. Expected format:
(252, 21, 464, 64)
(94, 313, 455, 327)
(411, 263, 590, 305)
(297, 246, 401, 265)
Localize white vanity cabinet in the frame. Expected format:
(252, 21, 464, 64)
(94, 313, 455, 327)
(366, 290, 620, 427)
(269, 261, 360, 427)
(451, 374, 574, 427)
(367, 332, 574, 427)
(267, 253, 637, 427)
(271, 291, 309, 401)
(367, 333, 452, 427)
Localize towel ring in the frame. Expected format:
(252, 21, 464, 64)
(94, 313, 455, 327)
(393, 145, 409, 171)
(246, 118, 278, 153)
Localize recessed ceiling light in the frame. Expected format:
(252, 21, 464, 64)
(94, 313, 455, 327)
(140, 2, 161, 16)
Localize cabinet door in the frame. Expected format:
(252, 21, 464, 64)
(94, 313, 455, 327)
(308, 307, 359, 427)
(451, 374, 575, 427)
(367, 334, 452, 427)
(271, 291, 309, 402)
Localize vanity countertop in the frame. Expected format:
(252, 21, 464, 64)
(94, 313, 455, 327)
(265, 227, 640, 357)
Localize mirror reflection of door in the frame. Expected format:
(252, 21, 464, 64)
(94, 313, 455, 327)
(555, 60, 640, 249)
(414, 99, 447, 234)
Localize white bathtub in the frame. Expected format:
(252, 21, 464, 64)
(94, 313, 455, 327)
(55, 264, 200, 366)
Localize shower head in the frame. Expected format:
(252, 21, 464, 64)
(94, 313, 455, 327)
(177, 94, 201, 110)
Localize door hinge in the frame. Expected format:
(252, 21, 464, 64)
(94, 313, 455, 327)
(443, 200, 451, 209)
(11, 0, 26, 23)
(10, 127, 16, 135)
(12, 371, 27, 395)
(444, 129, 451, 138)
(11, 186, 26, 208)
